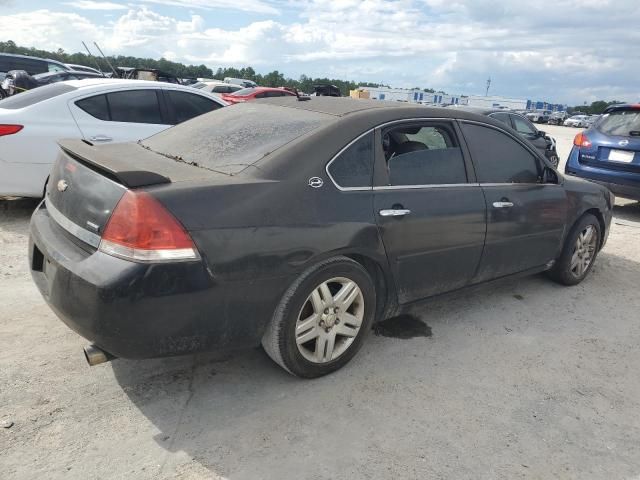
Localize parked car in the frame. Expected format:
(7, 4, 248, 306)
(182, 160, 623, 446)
(224, 77, 258, 88)
(220, 86, 296, 104)
(192, 81, 243, 95)
(0, 79, 226, 197)
(0, 53, 69, 76)
(526, 110, 552, 123)
(1, 69, 104, 95)
(565, 104, 640, 200)
(457, 107, 560, 167)
(65, 64, 103, 75)
(1, 53, 71, 99)
(548, 111, 569, 125)
(564, 115, 590, 128)
(29, 97, 613, 378)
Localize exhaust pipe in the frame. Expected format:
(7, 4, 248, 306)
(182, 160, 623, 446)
(83, 344, 116, 366)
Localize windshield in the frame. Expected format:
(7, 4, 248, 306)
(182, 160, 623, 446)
(597, 110, 640, 136)
(230, 87, 257, 96)
(140, 103, 332, 174)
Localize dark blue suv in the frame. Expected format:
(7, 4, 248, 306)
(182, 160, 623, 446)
(565, 104, 640, 200)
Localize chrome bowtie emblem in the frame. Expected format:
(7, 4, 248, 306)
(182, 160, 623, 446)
(308, 177, 324, 188)
(619, 139, 629, 147)
(57, 179, 69, 192)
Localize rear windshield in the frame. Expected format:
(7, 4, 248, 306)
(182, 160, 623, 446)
(597, 110, 640, 137)
(140, 103, 332, 174)
(0, 83, 77, 109)
(230, 87, 256, 96)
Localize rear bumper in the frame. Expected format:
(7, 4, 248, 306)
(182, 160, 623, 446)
(0, 159, 51, 197)
(29, 204, 289, 359)
(565, 147, 640, 201)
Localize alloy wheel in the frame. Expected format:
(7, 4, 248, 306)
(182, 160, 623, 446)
(570, 225, 597, 278)
(295, 277, 365, 363)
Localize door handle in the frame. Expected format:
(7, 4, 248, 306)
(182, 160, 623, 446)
(89, 135, 113, 142)
(492, 201, 514, 208)
(379, 209, 411, 217)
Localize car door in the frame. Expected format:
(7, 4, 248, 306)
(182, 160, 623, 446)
(373, 120, 487, 304)
(509, 114, 548, 154)
(70, 88, 170, 144)
(459, 121, 567, 282)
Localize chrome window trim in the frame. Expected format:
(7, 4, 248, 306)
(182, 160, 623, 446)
(373, 183, 480, 191)
(479, 182, 562, 187)
(45, 198, 101, 248)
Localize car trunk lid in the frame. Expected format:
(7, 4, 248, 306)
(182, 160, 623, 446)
(46, 139, 230, 247)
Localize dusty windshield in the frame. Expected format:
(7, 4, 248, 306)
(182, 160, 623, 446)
(141, 103, 332, 174)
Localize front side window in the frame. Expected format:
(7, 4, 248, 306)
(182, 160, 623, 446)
(47, 62, 67, 73)
(461, 123, 541, 184)
(106, 90, 163, 124)
(167, 90, 221, 124)
(327, 132, 374, 188)
(490, 112, 510, 126)
(383, 123, 467, 186)
(511, 115, 537, 136)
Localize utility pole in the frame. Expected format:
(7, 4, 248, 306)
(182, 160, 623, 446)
(485, 77, 491, 96)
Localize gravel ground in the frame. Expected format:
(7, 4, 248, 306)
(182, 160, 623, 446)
(1, 125, 640, 480)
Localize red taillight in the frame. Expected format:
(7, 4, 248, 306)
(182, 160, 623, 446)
(573, 132, 591, 148)
(99, 190, 199, 262)
(0, 124, 23, 137)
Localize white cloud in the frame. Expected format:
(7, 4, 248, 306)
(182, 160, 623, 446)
(63, 0, 127, 10)
(1, 1, 638, 104)
(138, 0, 280, 15)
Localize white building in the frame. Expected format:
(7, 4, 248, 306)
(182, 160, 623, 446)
(464, 95, 527, 110)
(359, 86, 466, 106)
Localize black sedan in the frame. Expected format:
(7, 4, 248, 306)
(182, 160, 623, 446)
(29, 98, 613, 378)
(455, 107, 560, 167)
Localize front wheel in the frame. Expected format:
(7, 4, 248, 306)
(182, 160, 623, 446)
(548, 213, 601, 285)
(262, 256, 376, 378)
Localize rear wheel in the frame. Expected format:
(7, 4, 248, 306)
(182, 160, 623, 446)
(548, 213, 601, 285)
(262, 256, 376, 378)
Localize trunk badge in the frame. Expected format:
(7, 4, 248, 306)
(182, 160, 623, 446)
(618, 140, 629, 147)
(57, 179, 69, 192)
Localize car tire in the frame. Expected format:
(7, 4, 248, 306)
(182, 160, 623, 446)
(262, 256, 376, 378)
(547, 213, 601, 286)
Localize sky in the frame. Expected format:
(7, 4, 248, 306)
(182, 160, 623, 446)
(0, 0, 638, 105)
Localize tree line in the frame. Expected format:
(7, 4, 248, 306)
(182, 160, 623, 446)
(567, 100, 626, 115)
(0, 40, 386, 95)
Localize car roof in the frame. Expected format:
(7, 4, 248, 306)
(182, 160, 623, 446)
(604, 104, 640, 113)
(446, 106, 513, 116)
(0, 52, 67, 66)
(258, 96, 511, 121)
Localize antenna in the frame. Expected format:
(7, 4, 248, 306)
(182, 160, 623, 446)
(81, 41, 105, 76)
(93, 42, 118, 77)
(485, 77, 491, 96)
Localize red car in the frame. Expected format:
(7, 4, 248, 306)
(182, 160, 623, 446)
(221, 87, 296, 104)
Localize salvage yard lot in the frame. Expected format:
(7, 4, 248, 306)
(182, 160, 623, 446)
(1, 125, 640, 479)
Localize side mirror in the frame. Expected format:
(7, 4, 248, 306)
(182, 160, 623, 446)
(542, 166, 558, 184)
(537, 130, 546, 137)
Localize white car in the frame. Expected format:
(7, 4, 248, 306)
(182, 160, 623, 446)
(564, 115, 589, 127)
(192, 80, 243, 96)
(0, 79, 226, 197)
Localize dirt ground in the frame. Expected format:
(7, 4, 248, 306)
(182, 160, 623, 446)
(1, 125, 640, 480)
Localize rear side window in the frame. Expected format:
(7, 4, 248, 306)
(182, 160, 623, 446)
(76, 94, 109, 121)
(384, 124, 467, 186)
(167, 90, 221, 124)
(597, 110, 640, 136)
(107, 90, 163, 124)
(461, 123, 541, 184)
(0, 82, 77, 109)
(328, 132, 374, 188)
